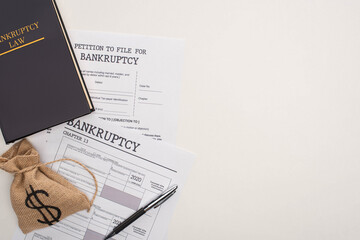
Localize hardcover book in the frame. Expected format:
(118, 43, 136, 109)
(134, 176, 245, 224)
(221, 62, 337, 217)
(0, 0, 94, 144)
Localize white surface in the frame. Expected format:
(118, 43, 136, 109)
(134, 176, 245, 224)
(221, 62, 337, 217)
(2, 0, 360, 239)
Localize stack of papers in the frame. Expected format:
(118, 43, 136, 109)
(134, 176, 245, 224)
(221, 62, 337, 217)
(13, 31, 193, 240)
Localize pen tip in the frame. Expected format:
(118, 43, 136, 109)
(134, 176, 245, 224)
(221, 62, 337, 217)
(104, 233, 113, 240)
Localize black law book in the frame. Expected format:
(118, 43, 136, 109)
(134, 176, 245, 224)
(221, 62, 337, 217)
(0, 0, 94, 144)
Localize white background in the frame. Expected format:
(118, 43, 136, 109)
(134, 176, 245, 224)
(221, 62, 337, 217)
(1, 0, 360, 239)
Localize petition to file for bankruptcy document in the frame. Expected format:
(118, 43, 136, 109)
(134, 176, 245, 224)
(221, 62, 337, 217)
(70, 30, 184, 143)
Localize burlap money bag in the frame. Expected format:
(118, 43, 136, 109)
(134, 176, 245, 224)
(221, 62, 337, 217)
(0, 139, 98, 234)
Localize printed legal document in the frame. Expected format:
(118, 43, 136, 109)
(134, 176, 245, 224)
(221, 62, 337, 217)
(69, 30, 184, 143)
(14, 116, 193, 240)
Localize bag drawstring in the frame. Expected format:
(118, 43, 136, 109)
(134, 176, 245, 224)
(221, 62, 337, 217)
(14, 158, 98, 207)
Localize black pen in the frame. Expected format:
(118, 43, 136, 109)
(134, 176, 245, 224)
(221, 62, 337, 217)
(104, 185, 178, 240)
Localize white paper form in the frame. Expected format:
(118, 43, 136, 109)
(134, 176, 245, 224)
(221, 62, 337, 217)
(14, 116, 193, 240)
(69, 30, 184, 143)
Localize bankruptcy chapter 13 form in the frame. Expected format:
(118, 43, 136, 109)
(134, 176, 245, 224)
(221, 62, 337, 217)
(14, 116, 193, 240)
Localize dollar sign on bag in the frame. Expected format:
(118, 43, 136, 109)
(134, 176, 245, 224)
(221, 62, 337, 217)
(25, 185, 62, 226)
